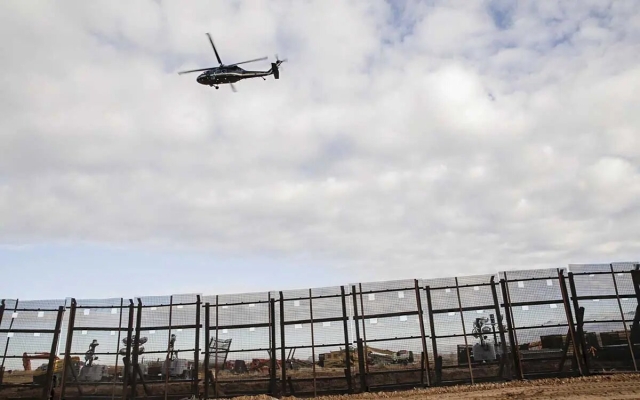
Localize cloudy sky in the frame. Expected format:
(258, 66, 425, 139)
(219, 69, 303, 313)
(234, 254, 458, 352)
(1, 0, 639, 301)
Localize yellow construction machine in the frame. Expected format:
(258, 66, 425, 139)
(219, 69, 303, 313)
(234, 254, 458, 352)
(318, 346, 358, 368)
(32, 356, 81, 386)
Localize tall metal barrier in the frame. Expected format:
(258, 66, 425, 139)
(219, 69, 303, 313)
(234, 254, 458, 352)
(352, 279, 428, 392)
(278, 285, 353, 397)
(567, 263, 640, 374)
(59, 297, 130, 400)
(423, 274, 513, 386)
(501, 268, 583, 378)
(1, 262, 639, 399)
(0, 299, 66, 400)
(202, 291, 273, 398)
(130, 294, 201, 399)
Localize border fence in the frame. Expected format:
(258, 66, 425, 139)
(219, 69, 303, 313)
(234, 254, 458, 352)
(1, 262, 639, 399)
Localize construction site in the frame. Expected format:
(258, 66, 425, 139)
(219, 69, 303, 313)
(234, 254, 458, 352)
(1, 262, 639, 399)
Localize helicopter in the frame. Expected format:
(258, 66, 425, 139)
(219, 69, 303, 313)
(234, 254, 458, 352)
(177, 33, 287, 92)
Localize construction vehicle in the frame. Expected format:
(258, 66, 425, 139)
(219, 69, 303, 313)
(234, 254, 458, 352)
(285, 348, 314, 370)
(143, 334, 193, 380)
(458, 314, 504, 365)
(229, 360, 249, 374)
(78, 339, 110, 382)
(393, 349, 414, 365)
(318, 346, 357, 368)
(32, 357, 81, 386)
(22, 352, 54, 371)
(161, 334, 193, 379)
(365, 346, 414, 366)
(471, 315, 501, 362)
(248, 359, 274, 374)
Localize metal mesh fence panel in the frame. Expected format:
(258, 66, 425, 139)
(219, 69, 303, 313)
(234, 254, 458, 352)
(502, 268, 581, 378)
(134, 294, 200, 398)
(353, 279, 426, 391)
(2, 261, 640, 399)
(456, 273, 512, 383)
(568, 263, 639, 373)
(277, 285, 353, 396)
(279, 287, 315, 396)
(0, 298, 66, 399)
(203, 291, 273, 398)
(58, 297, 129, 400)
(422, 274, 512, 385)
(285, 285, 352, 396)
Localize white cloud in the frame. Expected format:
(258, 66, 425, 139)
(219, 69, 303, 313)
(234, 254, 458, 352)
(1, 0, 640, 290)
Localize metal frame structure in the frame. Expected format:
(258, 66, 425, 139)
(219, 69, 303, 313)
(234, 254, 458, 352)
(351, 280, 429, 392)
(0, 299, 66, 400)
(424, 275, 513, 386)
(1, 262, 640, 399)
(277, 286, 354, 397)
(59, 297, 128, 400)
(202, 292, 273, 398)
(566, 263, 640, 374)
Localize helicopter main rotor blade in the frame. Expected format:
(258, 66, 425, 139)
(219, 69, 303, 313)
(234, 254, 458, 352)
(206, 33, 223, 65)
(177, 67, 215, 75)
(226, 56, 268, 67)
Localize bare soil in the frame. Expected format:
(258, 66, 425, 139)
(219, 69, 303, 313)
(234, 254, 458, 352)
(277, 374, 640, 400)
(2, 372, 639, 399)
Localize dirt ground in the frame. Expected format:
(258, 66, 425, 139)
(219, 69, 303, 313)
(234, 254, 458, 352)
(2, 373, 639, 399)
(279, 374, 640, 400)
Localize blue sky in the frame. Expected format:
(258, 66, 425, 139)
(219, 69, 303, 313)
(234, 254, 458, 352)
(1, 0, 640, 303)
(0, 244, 355, 299)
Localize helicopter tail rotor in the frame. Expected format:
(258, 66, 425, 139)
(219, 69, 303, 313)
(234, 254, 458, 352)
(271, 54, 287, 79)
(275, 54, 287, 66)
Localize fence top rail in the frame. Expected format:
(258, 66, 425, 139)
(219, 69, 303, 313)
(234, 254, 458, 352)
(503, 276, 561, 283)
(569, 262, 640, 275)
(72, 304, 129, 310)
(137, 301, 200, 308)
(502, 268, 564, 280)
(353, 278, 417, 293)
(570, 271, 617, 277)
(2, 306, 64, 312)
(426, 281, 496, 291)
(352, 286, 417, 295)
(205, 298, 272, 307)
(3, 263, 638, 308)
(280, 293, 343, 301)
(424, 273, 499, 288)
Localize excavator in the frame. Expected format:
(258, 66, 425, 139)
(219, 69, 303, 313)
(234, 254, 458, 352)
(22, 352, 54, 371)
(22, 352, 81, 386)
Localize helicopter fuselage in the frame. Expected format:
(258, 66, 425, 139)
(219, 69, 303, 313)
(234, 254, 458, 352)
(178, 33, 284, 91)
(196, 65, 272, 86)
